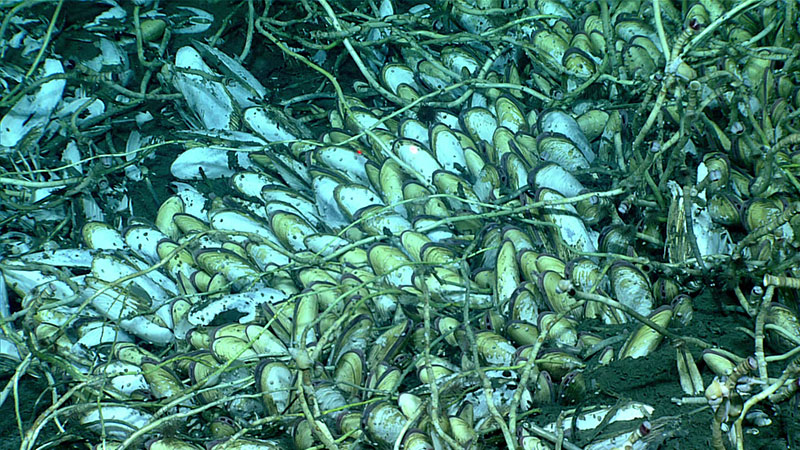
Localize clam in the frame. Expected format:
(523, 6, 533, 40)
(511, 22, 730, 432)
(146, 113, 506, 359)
(609, 262, 655, 318)
(538, 109, 595, 164)
(536, 188, 598, 256)
(618, 306, 673, 360)
(0, 59, 66, 149)
(536, 133, 591, 171)
(362, 401, 409, 448)
(529, 162, 585, 197)
(173, 46, 238, 131)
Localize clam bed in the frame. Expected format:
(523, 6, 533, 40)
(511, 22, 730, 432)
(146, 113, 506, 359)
(1, 1, 800, 449)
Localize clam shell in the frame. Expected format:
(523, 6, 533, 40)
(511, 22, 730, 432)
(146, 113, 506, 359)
(474, 164, 500, 202)
(367, 362, 404, 395)
(80, 405, 152, 440)
(193, 41, 267, 102)
(529, 162, 585, 197)
(538, 109, 594, 163)
(173, 46, 237, 131)
(765, 303, 800, 352)
(333, 314, 374, 363)
(194, 248, 260, 291)
(334, 350, 366, 397)
(434, 317, 462, 347)
(141, 360, 185, 400)
(379, 65, 418, 96)
(399, 118, 430, 146)
(417, 60, 455, 92)
(506, 320, 540, 346)
(430, 124, 468, 175)
(0, 59, 65, 148)
(537, 133, 590, 171)
(433, 170, 482, 213)
(270, 211, 316, 251)
(618, 306, 673, 360)
(83, 222, 126, 250)
(255, 359, 294, 415)
(261, 187, 320, 228)
(502, 152, 529, 191)
(170, 147, 253, 180)
(532, 29, 569, 67)
(676, 346, 704, 395)
(509, 283, 543, 323)
(539, 311, 578, 348)
(535, 350, 584, 380)
(609, 261, 655, 318)
(495, 95, 527, 133)
(146, 437, 204, 450)
(475, 331, 516, 365)
(441, 46, 480, 76)
(393, 138, 441, 185)
(367, 319, 411, 369)
(537, 188, 597, 255)
(243, 106, 302, 142)
(496, 239, 520, 307)
(403, 429, 435, 450)
(565, 257, 609, 293)
(316, 146, 371, 186)
(377, 159, 408, 217)
(576, 109, 610, 141)
(361, 401, 407, 448)
(538, 270, 578, 315)
(563, 47, 596, 79)
(292, 292, 318, 344)
(621, 43, 657, 79)
(345, 106, 387, 134)
(701, 349, 737, 377)
(354, 205, 412, 236)
(459, 107, 497, 145)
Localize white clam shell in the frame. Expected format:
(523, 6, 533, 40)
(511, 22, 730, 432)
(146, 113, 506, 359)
(188, 287, 288, 326)
(82, 222, 127, 251)
(538, 188, 597, 254)
(231, 171, 275, 198)
(81, 406, 152, 440)
(430, 124, 468, 176)
(316, 146, 371, 186)
(460, 107, 498, 145)
(174, 46, 236, 130)
(1, 59, 65, 148)
(394, 139, 441, 185)
(531, 162, 586, 197)
(171, 146, 254, 180)
(193, 41, 267, 105)
(538, 110, 595, 163)
(244, 106, 300, 142)
(334, 184, 384, 219)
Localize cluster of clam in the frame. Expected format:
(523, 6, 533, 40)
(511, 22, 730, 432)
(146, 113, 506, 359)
(2, 0, 800, 449)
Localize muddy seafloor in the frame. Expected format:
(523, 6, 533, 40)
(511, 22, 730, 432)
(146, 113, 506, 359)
(3, 4, 800, 449)
(4, 278, 798, 449)
(3, 131, 799, 449)
(5, 129, 799, 449)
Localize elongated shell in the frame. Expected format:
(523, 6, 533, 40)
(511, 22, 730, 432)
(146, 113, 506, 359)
(256, 359, 294, 415)
(361, 401, 407, 447)
(618, 306, 673, 360)
(173, 46, 237, 131)
(537, 188, 597, 256)
(609, 262, 654, 318)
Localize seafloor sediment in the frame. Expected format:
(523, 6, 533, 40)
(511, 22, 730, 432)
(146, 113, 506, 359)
(1, 1, 800, 449)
